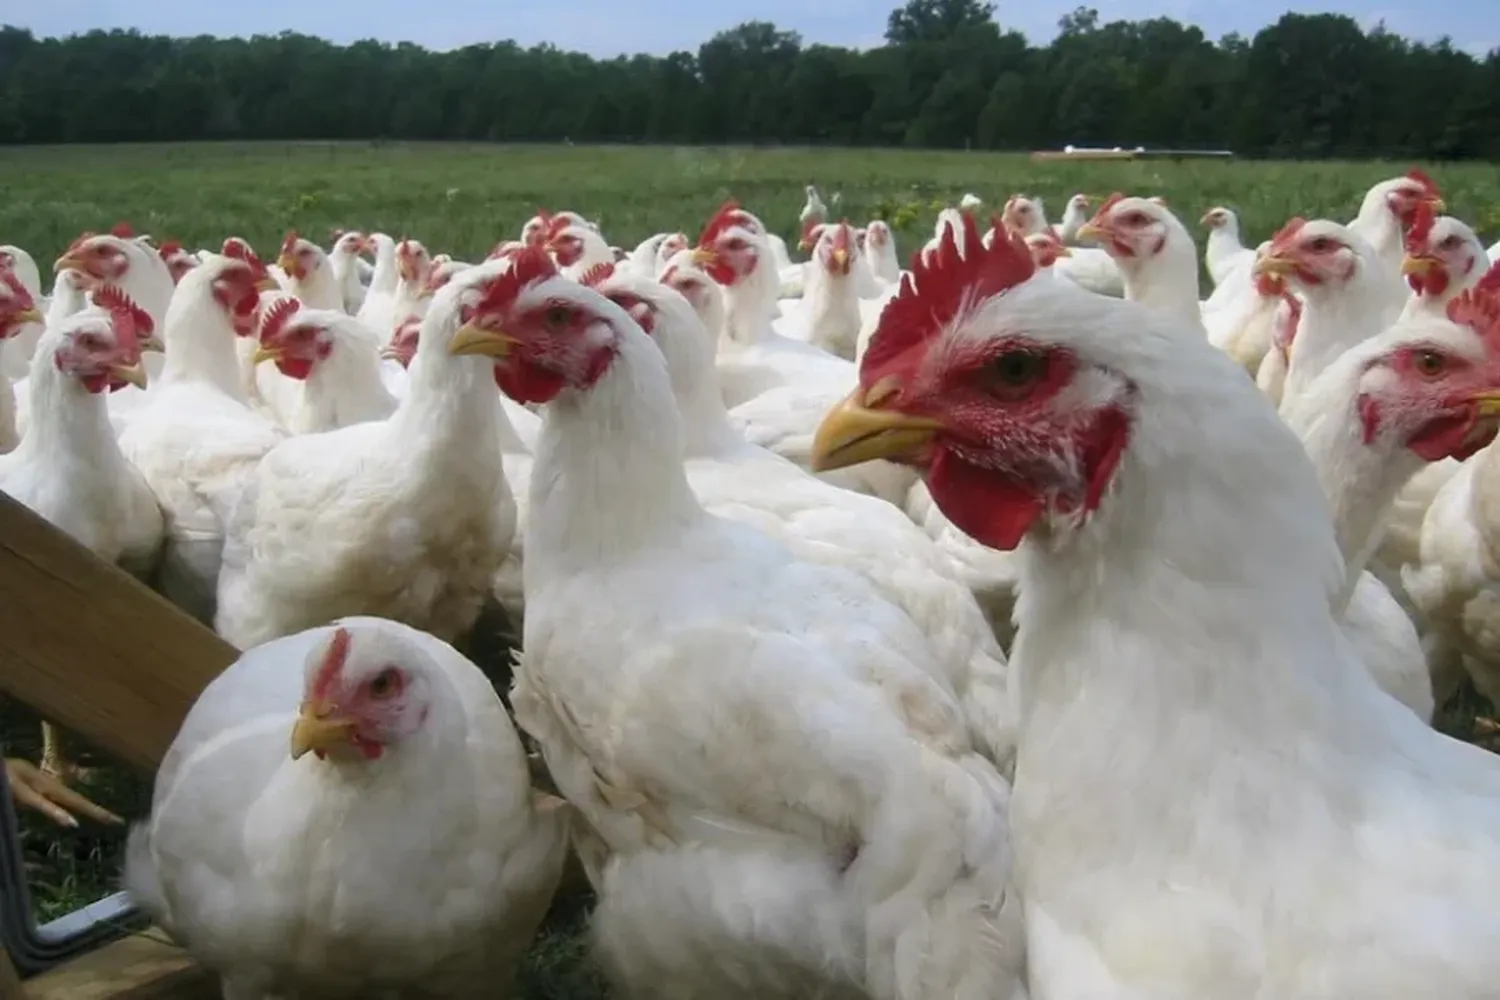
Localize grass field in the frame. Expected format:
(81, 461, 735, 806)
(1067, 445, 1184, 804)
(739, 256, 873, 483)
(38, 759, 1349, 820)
(2, 142, 1499, 268)
(1, 140, 1498, 996)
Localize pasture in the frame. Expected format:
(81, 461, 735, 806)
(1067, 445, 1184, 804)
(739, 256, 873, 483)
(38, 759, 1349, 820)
(2, 140, 1498, 998)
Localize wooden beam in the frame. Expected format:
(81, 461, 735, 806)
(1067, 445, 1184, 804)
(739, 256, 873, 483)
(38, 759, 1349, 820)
(0, 493, 237, 775)
(22, 930, 216, 1000)
(0, 948, 29, 1000)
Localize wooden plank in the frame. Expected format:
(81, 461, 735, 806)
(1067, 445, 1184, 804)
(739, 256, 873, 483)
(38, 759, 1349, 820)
(23, 930, 216, 1000)
(0, 493, 237, 775)
(0, 948, 29, 1000)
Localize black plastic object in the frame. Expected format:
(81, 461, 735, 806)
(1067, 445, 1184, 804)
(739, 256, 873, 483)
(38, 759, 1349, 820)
(0, 763, 141, 977)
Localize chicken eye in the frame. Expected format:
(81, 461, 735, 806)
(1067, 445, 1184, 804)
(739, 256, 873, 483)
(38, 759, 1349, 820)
(725, 239, 748, 252)
(1413, 349, 1446, 377)
(543, 305, 573, 330)
(1307, 237, 1335, 253)
(1438, 236, 1461, 250)
(367, 668, 401, 700)
(985, 351, 1048, 397)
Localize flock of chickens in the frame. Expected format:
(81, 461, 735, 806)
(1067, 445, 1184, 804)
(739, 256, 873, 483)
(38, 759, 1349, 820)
(3, 166, 1500, 997)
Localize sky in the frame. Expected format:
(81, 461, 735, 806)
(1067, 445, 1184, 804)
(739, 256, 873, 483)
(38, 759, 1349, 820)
(11, 1, 1499, 59)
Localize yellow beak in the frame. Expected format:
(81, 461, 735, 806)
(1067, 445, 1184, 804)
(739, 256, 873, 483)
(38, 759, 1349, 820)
(289, 703, 357, 760)
(690, 247, 716, 267)
(1471, 391, 1500, 417)
(1075, 222, 1106, 243)
(809, 380, 943, 473)
(1253, 254, 1296, 278)
(14, 307, 42, 326)
(1401, 254, 1439, 276)
(1054, 246, 1074, 258)
(109, 362, 148, 390)
(53, 253, 86, 275)
(447, 323, 518, 358)
(276, 253, 297, 274)
(831, 248, 849, 269)
(1198, 212, 1216, 226)
(138, 333, 165, 353)
(254, 277, 279, 292)
(1428, 196, 1447, 213)
(251, 344, 283, 366)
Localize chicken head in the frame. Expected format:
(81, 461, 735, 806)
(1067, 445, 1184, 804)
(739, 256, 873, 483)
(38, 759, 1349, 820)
(330, 230, 371, 260)
(447, 247, 618, 404)
(1254, 218, 1368, 291)
(207, 255, 275, 337)
(0, 267, 42, 340)
(54, 228, 135, 286)
(157, 240, 200, 284)
(866, 220, 892, 249)
(289, 624, 439, 762)
(52, 288, 155, 393)
(253, 297, 334, 380)
(813, 220, 857, 277)
(1025, 231, 1072, 269)
(1077, 193, 1177, 264)
(381, 314, 423, 367)
(1355, 262, 1500, 462)
(1000, 196, 1045, 237)
(693, 200, 761, 287)
(277, 231, 324, 282)
(1383, 168, 1445, 229)
(1401, 201, 1487, 301)
(809, 211, 1134, 550)
(1200, 206, 1235, 230)
(396, 238, 431, 283)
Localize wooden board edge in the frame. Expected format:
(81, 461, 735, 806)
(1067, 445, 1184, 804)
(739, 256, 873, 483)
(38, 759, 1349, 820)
(22, 929, 216, 1000)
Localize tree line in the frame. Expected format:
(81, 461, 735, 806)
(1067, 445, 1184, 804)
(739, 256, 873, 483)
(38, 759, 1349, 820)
(2, 0, 1498, 158)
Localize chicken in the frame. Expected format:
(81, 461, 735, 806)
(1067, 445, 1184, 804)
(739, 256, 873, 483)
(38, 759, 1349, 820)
(276, 231, 343, 310)
(1373, 204, 1495, 600)
(1, 289, 166, 775)
(811, 213, 1500, 999)
(1005, 201, 1123, 298)
(251, 298, 397, 433)
(1077, 193, 1205, 333)
(354, 232, 401, 335)
(0, 245, 49, 381)
(1348, 168, 1446, 276)
(1278, 299, 1500, 721)
(1255, 217, 1405, 412)
(1199, 206, 1254, 286)
(156, 240, 201, 285)
(0, 269, 42, 451)
(124, 617, 570, 1000)
(798, 183, 827, 235)
(543, 216, 615, 279)
(117, 253, 287, 624)
(778, 220, 864, 359)
(597, 259, 1015, 765)
(861, 219, 900, 284)
(445, 245, 1025, 1000)
(1053, 193, 1093, 244)
(692, 201, 855, 407)
(214, 262, 516, 649)
(327, 229, 371, 314)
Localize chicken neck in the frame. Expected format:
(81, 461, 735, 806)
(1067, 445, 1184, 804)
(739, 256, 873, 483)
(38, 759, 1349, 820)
(526, 318, 703, 584)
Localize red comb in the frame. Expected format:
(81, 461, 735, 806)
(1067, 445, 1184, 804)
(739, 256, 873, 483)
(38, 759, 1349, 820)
(830, 220, 853, 250)
(1270, 217, 1308, 249)
(698, 199, 747, 249)
(309, 626, 352, 703)
(1446, 260, 1500, 345)
(92, 285, 153, 348)
(221, 238, 269, 280)
(1406, 168, 1441, 198)
(470, 246, 560, 316)
(65, 231, 97, 255)
(258, 296, 301, 344)
(1404, 200, 1436, 254)
(861, 211, 1035, 386)
(158, 240, 183, 258)
(544, 214, 575, 242)
(110, 221, 134, 239)
(1086, 192, 1126, 227)
(578, 261, 615, 288)
(279, 231, 299, 256)
(487, 240, 524, 261)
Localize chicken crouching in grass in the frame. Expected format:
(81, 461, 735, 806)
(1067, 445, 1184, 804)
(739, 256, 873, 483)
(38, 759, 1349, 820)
(124, 617, 570, 1000)
(811, 212, 1500, 999)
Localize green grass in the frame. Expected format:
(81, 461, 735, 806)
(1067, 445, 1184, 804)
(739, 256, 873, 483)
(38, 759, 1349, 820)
(1, 142, 1499, 268)
(2, 140, 1499, 996)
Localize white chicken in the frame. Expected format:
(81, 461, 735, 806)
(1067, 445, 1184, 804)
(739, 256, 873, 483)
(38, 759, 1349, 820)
(124, 617, 570, 1000)
(811, 214, 1500, 999)
(214, 261, 517, 649)
(1076, 194, 1205, 333)
(250, 298, 397, 434)
(445, 245, 1026, 1000)
(0, 245, 48, 381)
(117, 252, 287, 625)
(1198, 206, 1254, 286)
(327, 229, 371, 314)
(0, 269, 42, 451)
(276, 231, 344, 310)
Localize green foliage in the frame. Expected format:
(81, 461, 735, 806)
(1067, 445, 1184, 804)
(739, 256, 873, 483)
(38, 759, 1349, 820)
(2, 6, 1499, 157)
